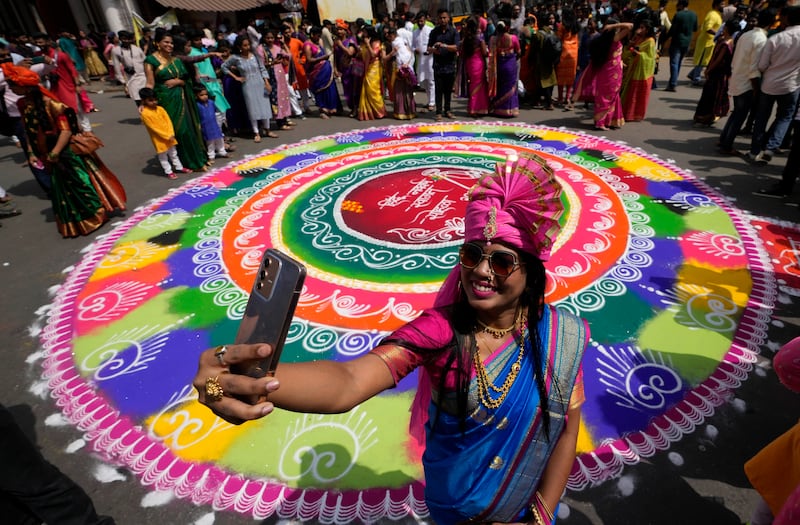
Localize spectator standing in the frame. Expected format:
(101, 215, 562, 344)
(79, 30, 107, 79)
(283, 24, 311, 115)
(195, 86, 228, 163)
(488, 20, 521, 117)
(357, 26, 387, 121)
(756, 101, 800, 198)
(388, 25, 416, 120)
(573, 20, 633, 130)
(745, 5, 800, 164)
(533, 13, 560, 112)
(263, 29, 294, 130)
(556, 8, 580, 109)
(413, 11, 436, 112)
(58, 31, 88, 84)
(620, 19, 658, 121)
(666, 0, 698, 91)
(221, 35, 276, 142)
(33, 33, 93, 132)
(692, 19, 738, 126)
(111, 31, 147, 106)
(0, 46, 52, 194)
(718, 9, 771, 155)
(139, 87, 190, 179)
(688, 0, 724, 85)
(304, 26, 341, 119)
(459, 16, 490, 118)
(189, 29, 231, 118)
(144, 29, 208, 170)
(427, 8, 460, 120)
(103, 32, 119, 84)
(334, 21, 360, 117)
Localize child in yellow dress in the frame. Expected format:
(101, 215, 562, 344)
(139, 87, 190, 179)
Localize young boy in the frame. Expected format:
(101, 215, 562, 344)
(195, 86, 228, 163)
(138, 87, 189, 179)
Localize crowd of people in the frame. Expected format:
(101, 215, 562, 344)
(0, 0, 799, 222)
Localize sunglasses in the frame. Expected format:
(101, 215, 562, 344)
(458, 242, 522, 277)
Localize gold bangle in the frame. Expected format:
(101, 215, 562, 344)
(535, 491, 555, 522)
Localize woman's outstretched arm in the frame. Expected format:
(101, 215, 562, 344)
(193, 343, 396, 423)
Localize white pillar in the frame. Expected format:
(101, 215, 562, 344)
(98, 0, 142, 33)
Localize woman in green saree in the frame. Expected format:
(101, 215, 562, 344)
(144, 29, 208, 171)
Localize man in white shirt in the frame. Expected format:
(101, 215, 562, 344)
(746, 6, 800, 164)
(718, 9, 771, 154)
(412, 11, 435, 111)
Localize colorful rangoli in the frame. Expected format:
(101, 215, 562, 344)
(40, 123, 778, 521)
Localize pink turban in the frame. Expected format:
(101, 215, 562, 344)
(774, 336, 800, 393)
(463, 153, 564, 261)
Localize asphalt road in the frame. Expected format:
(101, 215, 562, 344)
(1, 60, 799, 525)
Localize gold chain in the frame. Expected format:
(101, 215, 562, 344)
(473, 335, 525, 409)
(476, 318, 516, 339)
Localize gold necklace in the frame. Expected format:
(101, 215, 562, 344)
(476, 318, 515, 339)
(472, 334, 525, 409)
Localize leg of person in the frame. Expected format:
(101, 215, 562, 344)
(157, 151, 175, 179)
(213, 138, 228, 157)
(543, 86, 554, 109)
(441, 72, 456, 117)
(263, 118, 277, 138)
(251, 119, 261, 142)
(426, 76, 436, 110)
(168, 146, 189, 174)
(748, 93, 777, 158)
(762, 89, 800, 161)
(770, 120, 800, 196)
(0, 404, 116, 525)
(206, 140, 216, 161)
(719, 91, 753, 152)
(77, 110, 92, 133)
(433, 72, 444, 119)
(667, 45, 681, 90)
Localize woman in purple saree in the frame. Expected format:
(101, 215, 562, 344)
(489, 21, 521, 118)
(304, 26, 341, 119)
(194, 154, 590, 525)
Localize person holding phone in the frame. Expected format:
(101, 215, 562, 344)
(193, 153, 589, 525)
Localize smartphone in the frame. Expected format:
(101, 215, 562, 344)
(31, 56, 46, 64)
(231, 249, 306, 398)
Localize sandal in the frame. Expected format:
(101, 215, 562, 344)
(254, 134, 262, 143)
(279, 124, 292, 130)
(166, 173, 178, 179)
(435, 114, 443, 121)
(320, 112, 330, 119)
(266, 131, 278, 138)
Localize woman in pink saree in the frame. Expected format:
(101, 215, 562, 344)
(194, 153, 589, 525)
(573, 21, 632, 130)
(459, 17, 489, 117)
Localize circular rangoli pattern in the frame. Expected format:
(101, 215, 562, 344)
(41, 123, 776, 522)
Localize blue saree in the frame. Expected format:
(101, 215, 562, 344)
(387, 305, 588, 525)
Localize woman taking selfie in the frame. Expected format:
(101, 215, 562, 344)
(193, 154, 589, 525)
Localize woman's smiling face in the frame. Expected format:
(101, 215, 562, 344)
(459, 242, 527, 322)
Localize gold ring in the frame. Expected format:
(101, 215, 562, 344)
(214, 345, 228, 367)
(205, 376, 224, 402)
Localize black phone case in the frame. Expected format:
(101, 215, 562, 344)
(231, 249, 306, 383)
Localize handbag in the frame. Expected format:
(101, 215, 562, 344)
(69, 131, 104, 155)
